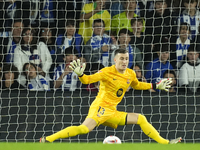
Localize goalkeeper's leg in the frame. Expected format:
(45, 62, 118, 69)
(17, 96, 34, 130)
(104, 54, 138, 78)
(45, 118, 97, 142)
(127, 113, 169, 144)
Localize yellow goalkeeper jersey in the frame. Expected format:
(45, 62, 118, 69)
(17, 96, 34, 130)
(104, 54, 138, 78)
(79, 65, 151, 110)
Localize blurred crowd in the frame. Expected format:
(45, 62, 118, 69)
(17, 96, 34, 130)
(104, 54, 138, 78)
(0, 0, 200, 93)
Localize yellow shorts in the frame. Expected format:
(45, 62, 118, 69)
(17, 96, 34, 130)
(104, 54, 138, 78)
(86, 105, 127, 129)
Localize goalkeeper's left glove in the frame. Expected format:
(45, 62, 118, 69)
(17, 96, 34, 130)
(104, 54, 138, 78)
(69, 59, 86, 77)
(156, 78, 172, 92)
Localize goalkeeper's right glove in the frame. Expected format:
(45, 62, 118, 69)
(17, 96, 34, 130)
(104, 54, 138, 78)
(69, 59, 86, 77)
(155, 78, 172, 92)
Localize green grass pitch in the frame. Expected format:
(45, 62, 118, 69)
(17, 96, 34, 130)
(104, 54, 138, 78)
(1, 143, 200, 150)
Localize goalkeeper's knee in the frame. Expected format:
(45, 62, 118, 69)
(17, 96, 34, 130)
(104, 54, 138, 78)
(78, 125, 90, 134)
(137, 114, 148, 125)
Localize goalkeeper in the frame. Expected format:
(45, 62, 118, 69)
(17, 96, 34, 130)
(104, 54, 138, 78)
(40, 49, 181, 144)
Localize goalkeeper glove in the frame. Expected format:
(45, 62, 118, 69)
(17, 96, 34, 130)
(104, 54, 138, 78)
(69, 59, 86, 77)
(156, 78, 172, 92)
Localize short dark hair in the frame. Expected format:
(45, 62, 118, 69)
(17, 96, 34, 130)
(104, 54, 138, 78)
(93, 19, 105, 27)
(118, 28, 131, 37)
(65, 46, 79, 56)
(130, 63, 142, 70)
(183, 0, 197, 3)
(2, 64, 19, 80)
(65, 19, 76, 27)
(131, 17, 143, 26)
(155, 42, 170, 52)
(179, 22, 191, 32)
(114, 49, 128, 56)
(155, 0, 167, 3)
(188, 44, 198, 53)
(13, 19, 24, 25)
(163, 70, 176, 78)
(124, 0, 136, 4)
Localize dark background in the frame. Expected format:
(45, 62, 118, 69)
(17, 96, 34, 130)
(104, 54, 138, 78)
(0, 90, 200, 143)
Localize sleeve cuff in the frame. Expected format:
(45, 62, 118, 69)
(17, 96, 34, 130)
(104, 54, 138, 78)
(79, 74, 84, 77)
(152, 83, 156, 90)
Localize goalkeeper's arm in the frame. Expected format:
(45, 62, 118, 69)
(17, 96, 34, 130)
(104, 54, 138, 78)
(131, 78, 172, 92)
(69, 59, 104, 84)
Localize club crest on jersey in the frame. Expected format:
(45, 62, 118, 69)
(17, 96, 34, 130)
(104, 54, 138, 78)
(127, 79, 130, 84)
(116, 88, 123, 97)
(98, 70, 102, 73)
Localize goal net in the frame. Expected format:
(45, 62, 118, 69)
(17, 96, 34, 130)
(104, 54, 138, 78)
(0, 0, 200, 143)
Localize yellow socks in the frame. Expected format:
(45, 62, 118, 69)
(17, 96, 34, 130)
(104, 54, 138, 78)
(46, 125, 89, 142)
(137, 114, 169, 144)
(45, 115, 169, 144)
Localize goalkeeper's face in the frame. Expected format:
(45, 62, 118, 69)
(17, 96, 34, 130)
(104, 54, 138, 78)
(114, 53, 129, 72)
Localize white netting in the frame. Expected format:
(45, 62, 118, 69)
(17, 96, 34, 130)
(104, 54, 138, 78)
(0, 0, 200, 143)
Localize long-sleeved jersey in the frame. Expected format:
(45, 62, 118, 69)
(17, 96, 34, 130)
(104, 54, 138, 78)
(79, 65, 152, 110)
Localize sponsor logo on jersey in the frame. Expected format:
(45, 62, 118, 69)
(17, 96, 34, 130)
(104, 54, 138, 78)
(116, 88, 123, 97)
